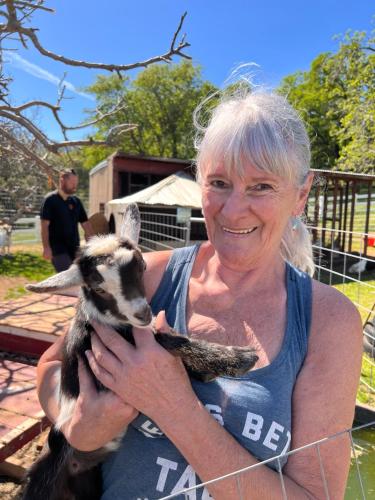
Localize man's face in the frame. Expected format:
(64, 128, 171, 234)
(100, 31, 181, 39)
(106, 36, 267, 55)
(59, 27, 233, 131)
(60, 174, 78, 195)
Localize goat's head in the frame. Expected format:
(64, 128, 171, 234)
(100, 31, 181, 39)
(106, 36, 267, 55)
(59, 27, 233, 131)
(26, 204, 152, 328)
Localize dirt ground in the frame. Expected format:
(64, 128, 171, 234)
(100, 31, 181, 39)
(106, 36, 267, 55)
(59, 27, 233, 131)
(0, 348, 48, 499)
(0, 429, 49, 499)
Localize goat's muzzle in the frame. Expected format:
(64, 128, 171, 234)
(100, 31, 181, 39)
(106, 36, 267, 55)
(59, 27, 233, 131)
(133, 304, 153, 326)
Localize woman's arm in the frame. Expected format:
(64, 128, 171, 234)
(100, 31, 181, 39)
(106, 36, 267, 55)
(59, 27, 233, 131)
(36, 333, 65, 423)
(86, 283, 362, 499)
(283, 281, 363, 499)
(36, 330, 138, 451)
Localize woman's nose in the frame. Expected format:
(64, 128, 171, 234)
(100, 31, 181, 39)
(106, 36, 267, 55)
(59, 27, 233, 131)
(221, 191, 251, 219)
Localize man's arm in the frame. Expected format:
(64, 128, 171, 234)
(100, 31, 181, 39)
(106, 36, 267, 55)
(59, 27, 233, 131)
(40, 219, 52, 260)
(76, 197, 94, 241)
(80, 220, 94, 241)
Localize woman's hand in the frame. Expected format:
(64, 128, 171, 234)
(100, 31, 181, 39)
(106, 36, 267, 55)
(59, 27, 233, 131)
(85, 311, 197, 425)
(62, 357, 138, 451)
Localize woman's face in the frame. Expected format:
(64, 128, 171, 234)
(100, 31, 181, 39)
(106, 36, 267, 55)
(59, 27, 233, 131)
(200, 162, 312, 271)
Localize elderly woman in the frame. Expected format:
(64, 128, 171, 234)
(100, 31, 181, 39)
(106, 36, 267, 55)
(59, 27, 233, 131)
(37, 91, 362, 499)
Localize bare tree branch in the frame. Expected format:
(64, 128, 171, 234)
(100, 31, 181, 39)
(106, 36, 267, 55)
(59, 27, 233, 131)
(0, 100, 59, 112)
(0, 3, 191, 70)
(0, 125, 58, 178)
(0, 108, 51, 146)
(0, 1, 191, 221)
(12, 1, 54, 13)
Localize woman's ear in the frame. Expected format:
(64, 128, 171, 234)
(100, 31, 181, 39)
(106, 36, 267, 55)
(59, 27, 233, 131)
(294, 172, 314, 216)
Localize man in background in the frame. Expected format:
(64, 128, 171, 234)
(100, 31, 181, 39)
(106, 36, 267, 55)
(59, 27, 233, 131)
(40, 169, 93, 272)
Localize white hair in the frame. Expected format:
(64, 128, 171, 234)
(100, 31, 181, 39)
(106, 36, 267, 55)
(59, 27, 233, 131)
(194, 89, 315, 276)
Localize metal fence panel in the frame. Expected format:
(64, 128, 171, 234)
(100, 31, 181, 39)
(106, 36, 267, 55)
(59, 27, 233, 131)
(158, 421, 375, 500)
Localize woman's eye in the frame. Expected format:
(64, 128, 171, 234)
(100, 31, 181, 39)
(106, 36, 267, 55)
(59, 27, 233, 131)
(210, 179, 228, 189)
(252, 183, 273, 192)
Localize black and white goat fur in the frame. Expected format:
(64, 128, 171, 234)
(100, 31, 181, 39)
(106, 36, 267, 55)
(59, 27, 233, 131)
(22, 204, 258, 500)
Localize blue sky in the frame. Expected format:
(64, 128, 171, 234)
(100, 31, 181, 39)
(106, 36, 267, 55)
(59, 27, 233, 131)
(4, 0, 374, 141)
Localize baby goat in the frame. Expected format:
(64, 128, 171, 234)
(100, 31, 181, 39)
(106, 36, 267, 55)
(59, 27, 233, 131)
(22, 204, 258, 500)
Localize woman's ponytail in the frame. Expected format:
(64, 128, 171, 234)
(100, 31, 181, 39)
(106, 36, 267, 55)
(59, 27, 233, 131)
(280, 217, 315, 276)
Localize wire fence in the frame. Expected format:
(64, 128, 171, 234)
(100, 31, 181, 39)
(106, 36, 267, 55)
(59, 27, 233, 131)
(1, 204, 374, 397)
(0, 195, 89, 250)
(0, 197, 374, 497)
(0, 192, 45, 222)
(157, 420, 375, 500)
(134, 211, 375, 396)
(138, 210, 191, 252)
(311, 226, 375, 394)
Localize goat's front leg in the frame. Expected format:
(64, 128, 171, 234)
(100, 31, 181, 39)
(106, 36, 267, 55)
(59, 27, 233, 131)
(154, 332, 258, 382)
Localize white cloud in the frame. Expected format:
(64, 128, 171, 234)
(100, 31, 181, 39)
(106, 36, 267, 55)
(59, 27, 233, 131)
(6, 52, 95, 101)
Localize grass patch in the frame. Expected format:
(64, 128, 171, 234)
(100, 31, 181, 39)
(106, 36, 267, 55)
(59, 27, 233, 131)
(358, 355, 375, 406)
(5, 284, 31, 300)
(0, 252, 54, 281)
(333, 280, 375, 323)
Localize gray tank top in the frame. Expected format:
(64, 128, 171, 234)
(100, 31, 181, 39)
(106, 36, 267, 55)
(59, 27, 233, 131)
(102, 244, 312, 500)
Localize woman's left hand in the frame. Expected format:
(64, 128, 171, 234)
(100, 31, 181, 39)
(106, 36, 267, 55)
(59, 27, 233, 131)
(86, 311, 197, 424)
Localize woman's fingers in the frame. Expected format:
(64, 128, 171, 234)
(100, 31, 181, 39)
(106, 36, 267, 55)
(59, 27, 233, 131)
(154, 310, 171, 332)
(91, 320, 135, 358)
(85, 349, 116, 390)
(91, 331, 122, 372)
(132, 310, 172, 347)
(77, 357, 97, 397)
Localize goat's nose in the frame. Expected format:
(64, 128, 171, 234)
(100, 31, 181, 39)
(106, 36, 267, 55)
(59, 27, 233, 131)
(134, 304, 152, 324)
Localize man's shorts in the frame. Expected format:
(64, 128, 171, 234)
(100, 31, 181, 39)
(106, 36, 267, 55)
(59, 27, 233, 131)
(51, 253, 73, 272)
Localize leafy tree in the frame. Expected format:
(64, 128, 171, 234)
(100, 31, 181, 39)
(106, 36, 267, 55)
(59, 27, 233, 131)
(81, 61, 218, 167)
(278, 29, 374, 173)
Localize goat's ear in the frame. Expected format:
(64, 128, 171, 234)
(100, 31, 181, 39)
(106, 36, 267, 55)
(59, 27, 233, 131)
(26, 264, 82, 293)
(120, 203, 141, 244)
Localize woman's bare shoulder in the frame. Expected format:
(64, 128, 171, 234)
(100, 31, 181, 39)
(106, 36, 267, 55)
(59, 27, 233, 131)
(143, 250, 173, 302)
(304, 278, 363, 384)
(310, 279, 362, 342)
(285, 280, 363, 496)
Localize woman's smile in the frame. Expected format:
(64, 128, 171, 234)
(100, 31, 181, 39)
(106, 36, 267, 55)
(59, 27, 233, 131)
(222, 226, 258, 236)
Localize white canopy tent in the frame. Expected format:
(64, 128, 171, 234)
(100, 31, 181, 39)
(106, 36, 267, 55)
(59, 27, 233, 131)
(106, 171, 204, 251)
(107, 171, 202, 210)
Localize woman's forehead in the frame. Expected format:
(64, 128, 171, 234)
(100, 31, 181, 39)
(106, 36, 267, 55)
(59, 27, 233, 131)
(202, 161, 287, 183)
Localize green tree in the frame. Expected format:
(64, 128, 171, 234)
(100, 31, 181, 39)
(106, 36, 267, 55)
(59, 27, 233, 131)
(278, 29, 374, 173)
(328, 31, 375, 173)
(81, 61, 217, 167)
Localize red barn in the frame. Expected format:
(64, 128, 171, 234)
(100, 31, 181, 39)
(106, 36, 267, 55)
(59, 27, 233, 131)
(89, 151, 193, 216)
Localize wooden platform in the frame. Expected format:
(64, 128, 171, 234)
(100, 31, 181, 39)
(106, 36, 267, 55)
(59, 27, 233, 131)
(0, 290, 78, 466)
(0, 292, 77, 356)
(0, 292, 78, 468)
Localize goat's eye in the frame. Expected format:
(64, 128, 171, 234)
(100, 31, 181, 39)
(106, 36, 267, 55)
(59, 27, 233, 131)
(93, 287, 107, 295)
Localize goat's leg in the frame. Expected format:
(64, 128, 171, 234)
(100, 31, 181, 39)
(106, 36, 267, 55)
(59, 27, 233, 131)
(154, 333, 258, 380)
